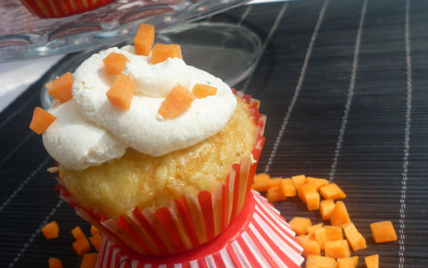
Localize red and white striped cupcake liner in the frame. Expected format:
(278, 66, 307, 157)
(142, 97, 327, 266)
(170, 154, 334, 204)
(96, 191, 304, 268)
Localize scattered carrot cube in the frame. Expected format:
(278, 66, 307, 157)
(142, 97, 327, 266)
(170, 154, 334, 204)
(365, 255, 379, 268)
(320, 199, 335, 221)
(337, 257, 359, 268)
(41, 221, 59, 240)
(289, 217, 312, 236)
(71, 226, 85, 240)
(330, 201, 351, 226)
(324, 240, 351, 258)
(298, 182, 317, 204)
(103, 52, 128, 75)
(151, 44, 182, 64)
(252, 173, 270, 192)
(80, 253, 99, 268)
(72, 237, 91, 257)
(158, 84, 195, 119)
(305, 177, 329, 191)
(134, 24, 155, 56)
(268, 177, 282, 188)
(106, 74, 134, 110)
(370, 221, 397, 243)
(307, 223, 323, 236)
(291, 174, 306, 190)
(89, 234, 103, 252)
(280, 178, 296, 196)
(305, 255, 337, 268)
(45, 72, 74, 103)
(29, 107, 57, 135)
(325, 225, 343, 241)
(90, 225, 100, 236)
(48, 257, 63, 268)
(267, 186, 287, 203)
(343, 222, 367, 251)
(306, 190, 320, 211)
(314, 228, 327, 250)
(320, 183, 346, 200)
(296, 235, 321, 258)
(192, 84, 217, 98)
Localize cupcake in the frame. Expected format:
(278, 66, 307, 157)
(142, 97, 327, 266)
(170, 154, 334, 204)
(20, 0, 116, 18)
(30, 24, 267, 256)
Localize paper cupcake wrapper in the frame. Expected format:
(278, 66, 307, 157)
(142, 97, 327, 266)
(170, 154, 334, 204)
(20, 0, 116, 18)
(95, 191, 304, 268)
(55, 92, 266, 256)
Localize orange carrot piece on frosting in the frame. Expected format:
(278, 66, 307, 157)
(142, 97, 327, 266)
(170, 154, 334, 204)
(192, 84, 217, 98)
(158, 84, 195, 119)
(29, 107, 57, 135)
(103, 52, 128, 75)
(134, 24, 155, 56)
(151, 44, 182, 64)
(46, 72, 74, 103)
(106, 74, 134, 110)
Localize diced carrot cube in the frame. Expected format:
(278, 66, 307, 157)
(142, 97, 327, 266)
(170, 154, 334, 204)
(324, 240, 351, 258)
(267, 186, 287, 203)
(48, 257, 63, 268)
(370, 221, 397, 243)
(72, 237, 91, 257)
(151, 44, 182, 64)
(320, 199, 335, 221)
(325, 225, 343, 241)
(80, 253, 99, 268)
(337, 257, 359, 268)
(29, 107, 57, 135)
(41, 221, 59, 240)
(90, 225, 100, 236)
(320, 183, 347, 200)
(343, 222, 367, 251)
(365, 255, 379, 268)
(46, 72, 74, 103)
(314, 228, 327, 250)
(296, 235, 321, 258)
(280, 178, 297, 197)
(298, 182, 317, 203)
(306, 190, 320, 211)
(291, 174, 306, 190)
(158, 84, 195, 119)
(268, 177, 282, 188)
(192, 84, 217, 98)
(71, 226, 85, 240)
(252, 173, 270, 192)
(106, 74, 134, 110)
(330, 201, 351, 226)
(305, 177, 329, 191)
(306, 255, 337, 268)
(134, 24, 155, 56)
(307, 223, 323, 236)
(103, 52, 128, 75)
(289, 217, 312, 236)
(89, 234, 103, 252)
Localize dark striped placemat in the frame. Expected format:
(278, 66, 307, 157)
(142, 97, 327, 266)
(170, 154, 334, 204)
(1, 0, 427, 267)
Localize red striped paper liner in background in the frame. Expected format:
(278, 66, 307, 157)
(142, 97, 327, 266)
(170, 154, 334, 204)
(55, 93, 267, 256)
(95, 191, 304, 268)
(19, 0, 116, 18)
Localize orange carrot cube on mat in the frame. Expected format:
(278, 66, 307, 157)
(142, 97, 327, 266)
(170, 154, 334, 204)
(291, 174, 306, 190)
(41, 221, 59, 240)
(72, 237, 91, 257)
(330, 201, 351, 226)
(320, 199, 335, 220)
(370, 221, 397, 243)
(89, 234, 103, 252)
(337, 256, 359, 268)
(71, 226, 85, 240)
(134, 24, 155, 56)
(280, 178, 297, 196)
(343, 222, 366, 251)
(267, 186, 287, 203)
(268, 177, 282, 188)
(320, 183, 346, 200)
(325, 225, 343, 241)
(252, 173, 270, 192)
(296, 235, 321, 258)
(80, 253, 99, 268)
(365, 255, 379, 268)
(305, 255, 336, 268)
(324, 240, 351, 258)
(48, 257, 63, 268)
(314, 228, 327, 250)
(305, 177, 329, 190)
(90, 225, 100, 236)
(289, 217, 312, 236)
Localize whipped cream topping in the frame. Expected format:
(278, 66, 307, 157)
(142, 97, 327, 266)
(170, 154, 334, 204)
(43, 46, 237, 170)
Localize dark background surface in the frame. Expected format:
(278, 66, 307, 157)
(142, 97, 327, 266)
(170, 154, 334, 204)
(1, 0, 428, 267)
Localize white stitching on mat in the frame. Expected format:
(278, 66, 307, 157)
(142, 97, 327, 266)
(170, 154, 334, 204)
(8, 199, 63, 268)
(242, 3, 289, 93)
(0, 132, 34, 167)
(328, 0, 368, 183)
(0, 91, 38, 131)
(0, 156, 51, 213)
(238, 5, 253, 26)
(399, 0, 412, 267)
(264, 0, 329, 173)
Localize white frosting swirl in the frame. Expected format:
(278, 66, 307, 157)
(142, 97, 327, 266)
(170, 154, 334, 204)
(43, 46, 237, 170)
